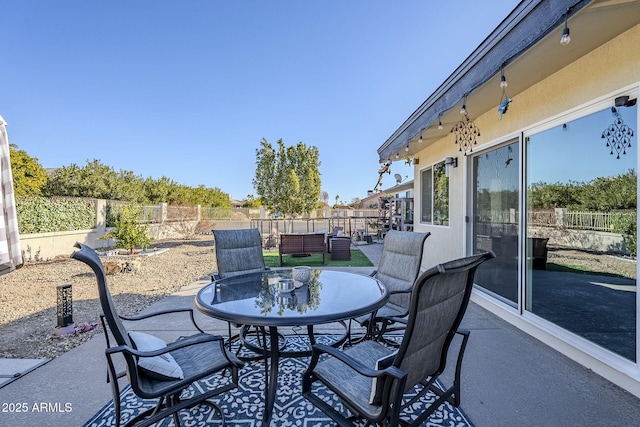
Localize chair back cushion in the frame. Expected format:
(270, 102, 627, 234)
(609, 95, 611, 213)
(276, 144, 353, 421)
(213, 228, 266, 279)
(71, 243, 133, 349)
(376, 230, 430, 308)
(395, 251, 494, 392)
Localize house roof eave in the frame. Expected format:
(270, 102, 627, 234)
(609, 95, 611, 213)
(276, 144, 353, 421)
(377, 0, 597, 163)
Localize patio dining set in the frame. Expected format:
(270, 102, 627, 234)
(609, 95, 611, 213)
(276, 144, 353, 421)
(71, 228, 494, 426)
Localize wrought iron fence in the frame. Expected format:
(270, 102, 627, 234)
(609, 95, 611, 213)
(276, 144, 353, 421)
(250, 217, 379, 238)
(565, 211, 612, 231)
(528, 210, 613, 232)
(481, 210, 617, 232)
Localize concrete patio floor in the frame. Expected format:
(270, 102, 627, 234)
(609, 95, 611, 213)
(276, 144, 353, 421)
(1, 242, 640, 426)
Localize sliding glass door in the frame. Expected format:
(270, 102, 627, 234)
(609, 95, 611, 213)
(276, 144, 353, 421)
(525, 104, 637, 361)
(470, 141, 520, 306)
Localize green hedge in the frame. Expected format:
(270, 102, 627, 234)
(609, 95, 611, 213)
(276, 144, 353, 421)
(16, 197, 97, 234)
(611, 211, 637, 256)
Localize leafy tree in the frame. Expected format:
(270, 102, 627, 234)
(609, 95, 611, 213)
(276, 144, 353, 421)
(528, 170, 636, 211)
(41, 159, 232, 207)
(580, 170, 637, 211)
(9, 144, 48, 197)
(243, 194, 261, 208)
(290, 141, 321, 213)
(183, 184, 232, 208)
(254, 139, 276, 210)
(101, 203, 152, 254)
(143, 176, 175, 204)
(112, 169, 145, 202)
(528, 181, 581, 210)
(253, 138, 321, 217)
(43, 159, 145, 202)
(433, 162, 449, 224)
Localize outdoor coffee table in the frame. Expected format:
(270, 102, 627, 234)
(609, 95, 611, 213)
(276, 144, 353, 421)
(195, 268, 388, 425)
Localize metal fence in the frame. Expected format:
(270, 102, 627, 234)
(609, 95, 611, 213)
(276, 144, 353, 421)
(141, 206, 620, 233)
(529, 210, 613, 232)
(250, 217, 380, 238)
(479, 209, 621, 232)
(565, 211, 612, 232)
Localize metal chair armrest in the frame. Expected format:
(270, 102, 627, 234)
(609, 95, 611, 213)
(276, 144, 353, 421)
(311, 343, 404, 381)
(378, 315, 407, 325)
(388, 288, 412, 295)
(106, 333, 226, 358)
(119, 308, 206, 333)
(119, 308, 193, 321)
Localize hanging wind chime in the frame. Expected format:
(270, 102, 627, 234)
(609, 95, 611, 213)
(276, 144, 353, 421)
(451, 95, 481, 155)
(497, 66, 512, 120)
(602, 107, 635, 159)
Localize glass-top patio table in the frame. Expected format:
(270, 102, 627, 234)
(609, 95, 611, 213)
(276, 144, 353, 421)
(195, 268, 388, 425)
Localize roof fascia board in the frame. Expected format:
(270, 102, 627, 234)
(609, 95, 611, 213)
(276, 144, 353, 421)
(378, 0, 591, 162)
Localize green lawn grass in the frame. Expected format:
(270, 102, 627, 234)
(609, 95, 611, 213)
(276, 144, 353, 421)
(263, 249, 373, 268)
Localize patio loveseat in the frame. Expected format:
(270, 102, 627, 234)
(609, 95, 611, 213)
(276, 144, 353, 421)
(279, 233, 327, 266)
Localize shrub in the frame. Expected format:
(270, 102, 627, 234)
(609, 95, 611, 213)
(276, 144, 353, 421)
(611, 212, 637, 257)
(101, 203, 152, 253)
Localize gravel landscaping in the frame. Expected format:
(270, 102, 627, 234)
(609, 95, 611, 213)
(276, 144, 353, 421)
(547, 246, 637, 279)
(0, 236, 216, 359)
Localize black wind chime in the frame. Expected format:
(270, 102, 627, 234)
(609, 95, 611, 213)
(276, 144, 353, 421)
(451, 96, 481, 155)
(602, 106, 635, 159)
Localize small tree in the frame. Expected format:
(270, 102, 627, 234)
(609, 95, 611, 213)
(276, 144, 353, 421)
(9, 144, 48, 197)
(102, 203, 152, 254)
(253, 138, 321, 217)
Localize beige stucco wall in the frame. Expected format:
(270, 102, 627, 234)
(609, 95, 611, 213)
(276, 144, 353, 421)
(412, 22, 640, 268)
(20, 229, 111, 262)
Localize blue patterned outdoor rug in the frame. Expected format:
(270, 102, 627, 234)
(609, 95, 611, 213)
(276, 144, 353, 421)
(85, 335, 473, 426)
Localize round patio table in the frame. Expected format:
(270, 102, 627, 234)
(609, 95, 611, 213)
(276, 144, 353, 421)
(195, 268, 388, 425)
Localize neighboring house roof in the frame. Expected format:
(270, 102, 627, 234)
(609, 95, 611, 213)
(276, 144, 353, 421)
(378, 0, 640, 162)
(360, 179, 414, 207)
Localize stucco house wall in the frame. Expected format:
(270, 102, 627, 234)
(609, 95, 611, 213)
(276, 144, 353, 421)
(412, 22, 639, 268)
(408, 21, 640, 396)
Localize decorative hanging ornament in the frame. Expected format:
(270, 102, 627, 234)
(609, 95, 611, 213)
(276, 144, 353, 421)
(602, 107, 635, 159)
(498, 68, 511, 119)
(498, 98, 512, 119)
(373, 160, 392, 192)
(451, 114, 481, 155)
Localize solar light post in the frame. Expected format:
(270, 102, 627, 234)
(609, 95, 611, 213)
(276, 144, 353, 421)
(57, 284, 73, 327)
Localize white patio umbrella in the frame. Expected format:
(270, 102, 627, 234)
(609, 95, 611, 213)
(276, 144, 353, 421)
(0, 114, 23, 275)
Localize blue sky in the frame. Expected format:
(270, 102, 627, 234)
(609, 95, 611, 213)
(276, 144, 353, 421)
(0, 0, 521, 203)
(528, 106, 638, 185)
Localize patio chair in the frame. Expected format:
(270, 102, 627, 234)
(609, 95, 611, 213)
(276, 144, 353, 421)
(212, 228, 275, 353)
(212, 228, 268, 280)
(302, 251, 495, 426)
(351, 230, 430, 342)
(71, 243, 242, 427)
